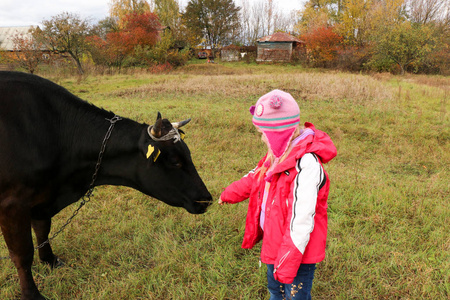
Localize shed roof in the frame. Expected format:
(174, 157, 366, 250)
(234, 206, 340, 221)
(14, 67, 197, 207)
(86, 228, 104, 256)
(0, 26, 35, 50)
(257, 32, 303, 43)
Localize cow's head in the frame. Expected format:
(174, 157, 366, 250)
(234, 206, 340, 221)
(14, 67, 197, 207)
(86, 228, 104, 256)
(137, 113, 212, 214)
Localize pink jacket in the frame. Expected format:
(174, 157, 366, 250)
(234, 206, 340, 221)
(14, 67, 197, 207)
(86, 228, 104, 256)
(220, 123, 337, 284)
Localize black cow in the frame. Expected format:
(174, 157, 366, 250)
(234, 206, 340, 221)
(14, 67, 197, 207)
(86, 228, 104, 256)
(0, 71, 212, 300)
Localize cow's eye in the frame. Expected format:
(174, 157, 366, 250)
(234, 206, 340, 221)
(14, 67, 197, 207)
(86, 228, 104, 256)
(170, 158, 182, 168)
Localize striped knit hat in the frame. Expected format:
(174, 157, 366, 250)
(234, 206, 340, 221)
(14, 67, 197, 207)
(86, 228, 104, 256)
(250, 90, 300, 158)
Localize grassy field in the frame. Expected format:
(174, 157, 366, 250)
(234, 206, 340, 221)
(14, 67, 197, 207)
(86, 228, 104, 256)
(0, 62, 448, 299)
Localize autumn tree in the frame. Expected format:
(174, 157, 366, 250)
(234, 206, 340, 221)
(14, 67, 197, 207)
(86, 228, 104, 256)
(86, 33, 129, 70)
(182, 0, 240, 50)
(405, 0, 449, 73)
(109, 0, 152, 28)
(122, 12, 161, 48)
(369, 21, 438, 74)
(38, 12, 91, 74)
(154, 0, 199, 55)
(301, 26, 343, 67)
(91, 17, 120, 39)
(336, 0, 374, 46)
(367, 0, 408, 33)
(154, 0, 179, 29)
(295, 0, 339, 35)
(290, 0, 448, 73)
(87, 12, 161, 69)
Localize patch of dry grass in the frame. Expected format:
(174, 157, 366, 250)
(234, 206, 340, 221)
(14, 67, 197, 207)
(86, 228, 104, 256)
(108, 69, 395, 108)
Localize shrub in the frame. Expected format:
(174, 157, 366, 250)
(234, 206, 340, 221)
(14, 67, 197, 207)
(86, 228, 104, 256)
(166, 48, 190, 67)
(147, 62, 173, 74)
(301, 26, 343, 68)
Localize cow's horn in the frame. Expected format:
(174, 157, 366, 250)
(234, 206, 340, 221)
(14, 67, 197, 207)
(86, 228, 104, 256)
(172, 118, 191, 129)
(151, 112, 162, 138)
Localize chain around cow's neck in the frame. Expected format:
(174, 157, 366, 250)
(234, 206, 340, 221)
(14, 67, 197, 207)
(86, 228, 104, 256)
(37, 115, 123, 250)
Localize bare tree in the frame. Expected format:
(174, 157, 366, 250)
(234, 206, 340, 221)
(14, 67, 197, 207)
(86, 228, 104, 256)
(407, 0, 449, 24)
(265, 0, 275, 35)
(252, 1, 266, 38)
(239, 0, 251, 44)
(273, 9, 296, 32)
(236, 0, 296, 45)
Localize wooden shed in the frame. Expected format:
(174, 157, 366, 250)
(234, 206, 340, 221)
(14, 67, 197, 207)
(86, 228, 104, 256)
(256, 32, 304, 62)
(220, 45, 257, 62)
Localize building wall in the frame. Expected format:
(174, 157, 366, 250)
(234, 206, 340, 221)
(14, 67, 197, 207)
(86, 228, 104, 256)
(221, 50, 239, 62)
(257, 42, 293, 62)
(0, 26, 35, 51)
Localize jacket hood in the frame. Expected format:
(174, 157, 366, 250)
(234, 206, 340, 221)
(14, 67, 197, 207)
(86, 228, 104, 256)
(271, 122, 337, 174)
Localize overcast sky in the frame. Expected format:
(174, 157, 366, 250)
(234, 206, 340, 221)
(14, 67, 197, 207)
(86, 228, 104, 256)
(0, 0, 305, 27)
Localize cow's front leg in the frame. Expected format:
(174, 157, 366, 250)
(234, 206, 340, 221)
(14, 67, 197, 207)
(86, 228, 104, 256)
(31, 218, 64, 268)
(0, 199, 45, 300)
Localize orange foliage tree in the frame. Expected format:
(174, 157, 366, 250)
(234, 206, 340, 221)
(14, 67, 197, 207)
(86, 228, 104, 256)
(121, 12, 161, 50)
(301, 26, 343, 67)
(87, 12, 161, 68)
(86, 34, 129, 69)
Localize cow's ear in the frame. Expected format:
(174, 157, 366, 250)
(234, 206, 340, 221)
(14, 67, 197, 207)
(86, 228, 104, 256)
(144, 143, 161, 162)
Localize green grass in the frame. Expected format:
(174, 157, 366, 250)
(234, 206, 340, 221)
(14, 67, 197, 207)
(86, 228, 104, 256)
(1, 63, 448, 299)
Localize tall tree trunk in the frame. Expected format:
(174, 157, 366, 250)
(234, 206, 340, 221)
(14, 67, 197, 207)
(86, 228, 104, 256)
(69, 51, 84, 75)
(399, 64, 405, 75)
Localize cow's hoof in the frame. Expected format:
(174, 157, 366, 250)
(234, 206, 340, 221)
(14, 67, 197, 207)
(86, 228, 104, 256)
(51, 256, 65, 268)
(42, 256, 65, 269)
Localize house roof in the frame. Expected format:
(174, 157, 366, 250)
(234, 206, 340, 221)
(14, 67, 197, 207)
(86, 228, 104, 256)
(257, 32, 303, 43)
(0, 26, 35, 50)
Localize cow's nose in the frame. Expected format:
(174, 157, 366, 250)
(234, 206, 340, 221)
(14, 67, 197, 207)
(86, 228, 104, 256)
(195, 197, 213, 213)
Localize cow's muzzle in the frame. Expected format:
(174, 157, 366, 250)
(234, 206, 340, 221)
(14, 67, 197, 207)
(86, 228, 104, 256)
(187, 198, 213, 214)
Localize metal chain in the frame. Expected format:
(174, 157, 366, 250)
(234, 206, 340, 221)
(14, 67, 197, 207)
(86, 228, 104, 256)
(1, 115, 122, 260)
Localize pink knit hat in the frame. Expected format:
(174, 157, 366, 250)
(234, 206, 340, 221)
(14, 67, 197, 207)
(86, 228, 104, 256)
(250, 90, 300, 158)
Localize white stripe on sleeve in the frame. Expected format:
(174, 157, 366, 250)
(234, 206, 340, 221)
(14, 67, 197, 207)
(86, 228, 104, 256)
(290, 153, 324, 254)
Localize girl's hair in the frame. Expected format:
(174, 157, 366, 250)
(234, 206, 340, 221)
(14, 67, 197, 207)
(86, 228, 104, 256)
(255, 126, 301, 181)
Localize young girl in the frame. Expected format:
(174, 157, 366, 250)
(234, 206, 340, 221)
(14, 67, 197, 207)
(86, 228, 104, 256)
(219, 90, 337, 300)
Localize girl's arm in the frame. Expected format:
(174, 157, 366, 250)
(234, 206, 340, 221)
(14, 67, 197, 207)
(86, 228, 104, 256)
(219, 168, 256, 204)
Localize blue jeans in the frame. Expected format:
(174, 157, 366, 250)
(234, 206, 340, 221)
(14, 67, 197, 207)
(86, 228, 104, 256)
(266, 263, 316, 300)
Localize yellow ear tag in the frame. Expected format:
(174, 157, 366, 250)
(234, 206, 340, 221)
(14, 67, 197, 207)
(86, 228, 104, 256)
(146, 145, 154, 159)
(146, 145, 161, 162)
(180, 132, 185, 140)
(153, 149, 160, 162)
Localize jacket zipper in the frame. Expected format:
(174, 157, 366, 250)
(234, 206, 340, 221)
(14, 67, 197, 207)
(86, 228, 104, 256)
(274, 251, 291, 273)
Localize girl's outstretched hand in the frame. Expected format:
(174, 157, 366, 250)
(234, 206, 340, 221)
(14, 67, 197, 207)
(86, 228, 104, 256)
(218, 198, 226, 205)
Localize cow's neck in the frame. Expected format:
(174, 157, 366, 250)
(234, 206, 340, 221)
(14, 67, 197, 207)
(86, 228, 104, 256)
(60, 103, 144, 191)
(93, 117, 145, 189)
